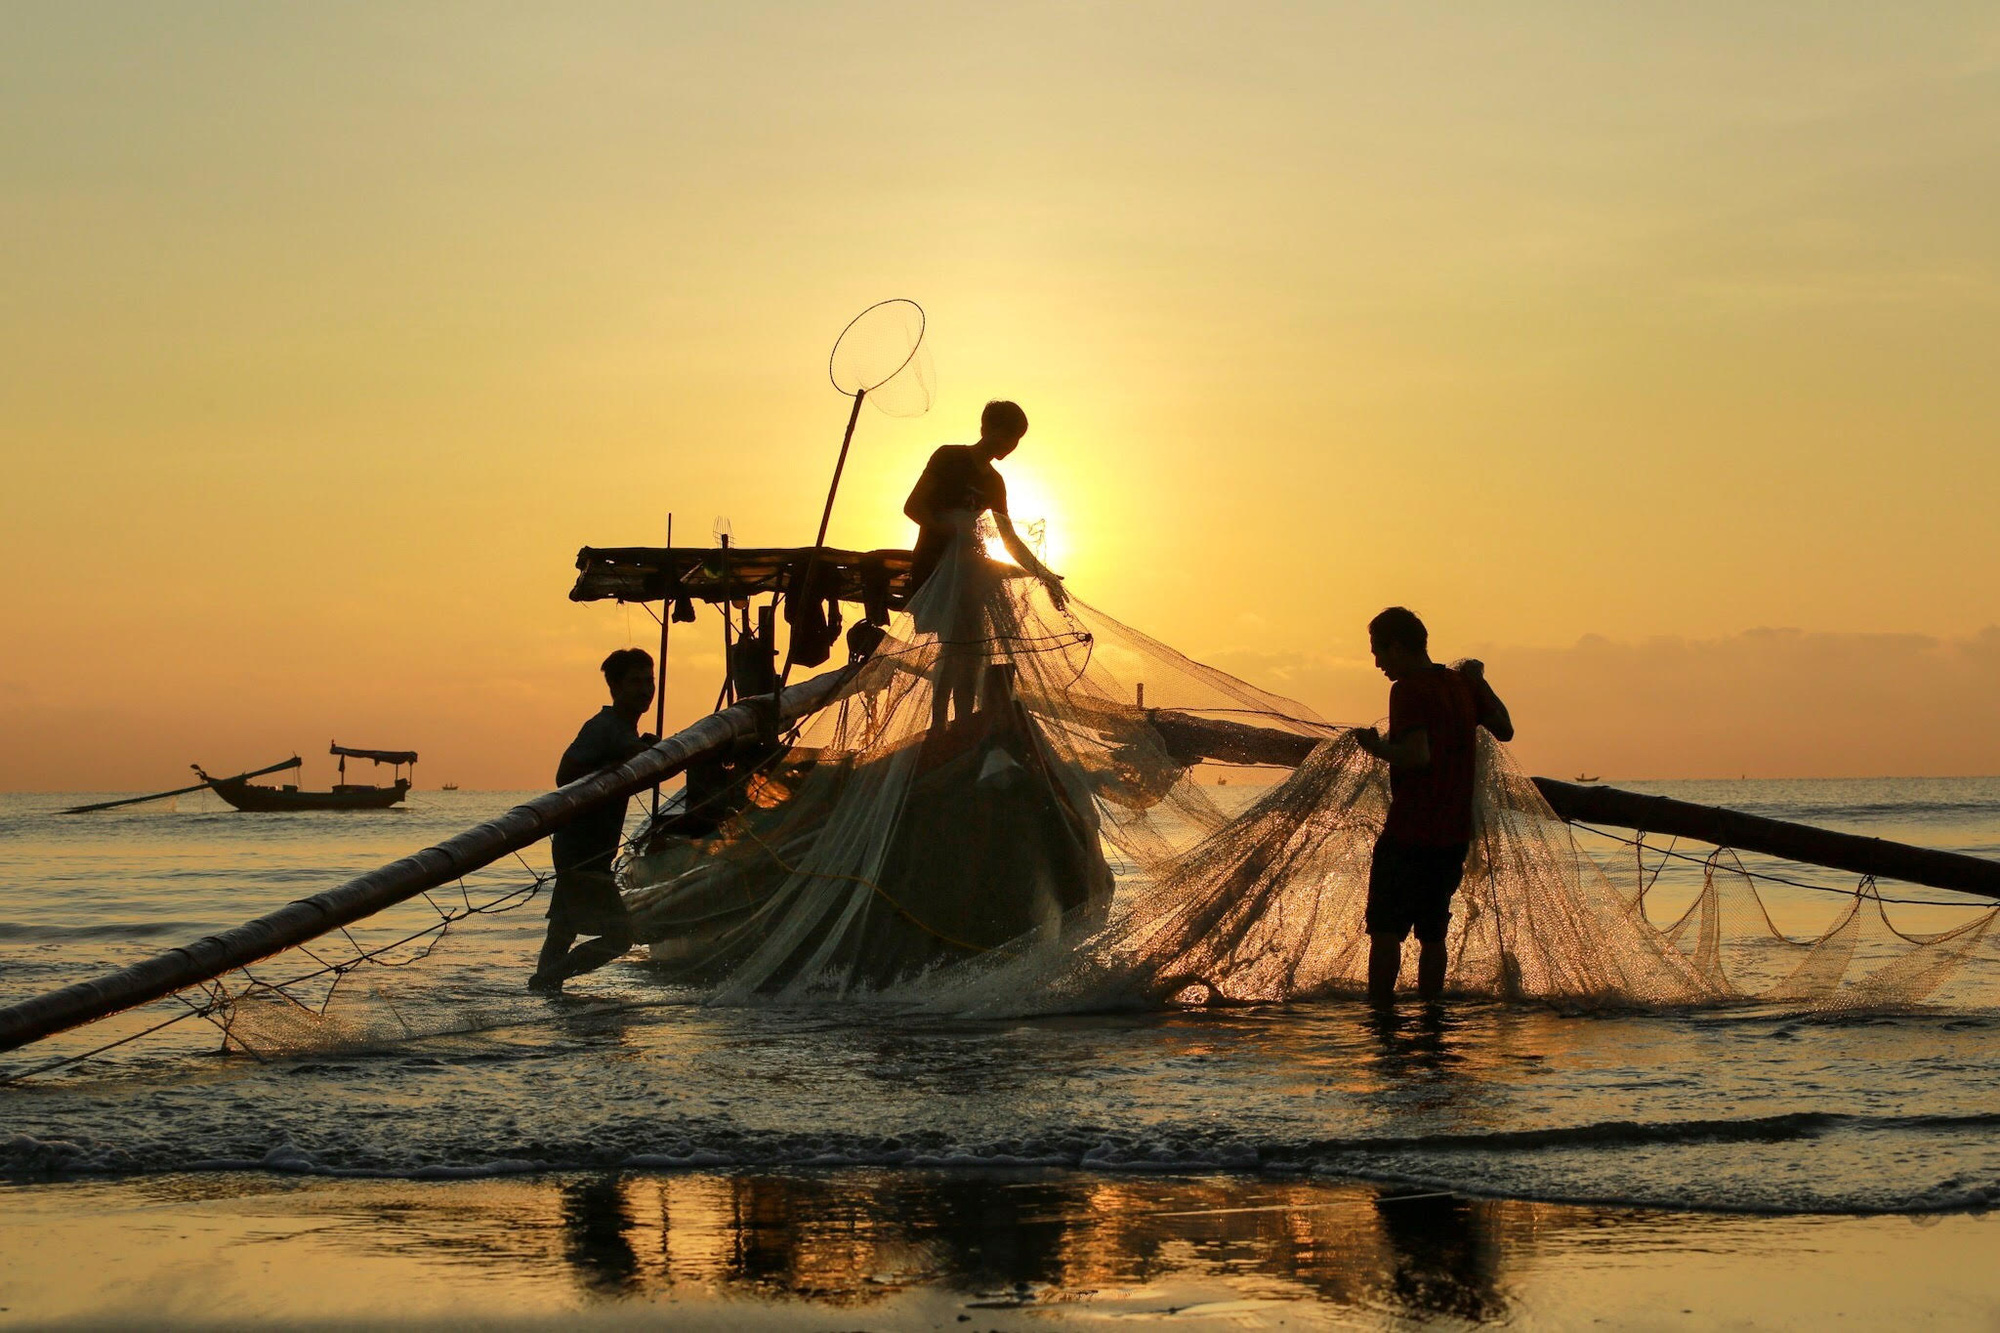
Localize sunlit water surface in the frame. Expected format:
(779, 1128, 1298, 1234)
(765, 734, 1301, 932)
(4, 781, 2000, 1218)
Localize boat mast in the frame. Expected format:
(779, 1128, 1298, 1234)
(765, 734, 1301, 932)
(777, 386, 866, 702)
(651, 513, 673, 818)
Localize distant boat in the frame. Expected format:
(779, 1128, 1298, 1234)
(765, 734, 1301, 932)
(194, 743, 417, 812)
(1575, 774, 1600, 783)
(441, 783, 459, 791)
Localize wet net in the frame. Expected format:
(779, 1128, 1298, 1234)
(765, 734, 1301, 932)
(620, 529, 2000, 1015)
(12, 535, 1999, 1084)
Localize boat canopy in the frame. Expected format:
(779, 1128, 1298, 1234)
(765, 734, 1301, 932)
(330, 744, 419, 765)
(570, 545, 915, 608)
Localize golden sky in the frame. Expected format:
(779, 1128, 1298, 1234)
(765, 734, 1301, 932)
(5, 4, 1999, 788)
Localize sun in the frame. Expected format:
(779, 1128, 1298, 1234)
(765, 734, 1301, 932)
(986, 465, 1065, 570)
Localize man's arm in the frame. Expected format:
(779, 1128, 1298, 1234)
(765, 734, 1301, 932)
(556, 717, 659, 786)
(1354, 724, 1430, 769)
(1458, 660, 1514, 742)
(903, 449, 947, 526)
(903, 473, 936, 526)
(993, 512, 1067, 609)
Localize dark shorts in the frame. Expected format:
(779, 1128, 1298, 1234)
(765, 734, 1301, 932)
(1366, 838, 1469, 944)
(547, 869, 631, 938)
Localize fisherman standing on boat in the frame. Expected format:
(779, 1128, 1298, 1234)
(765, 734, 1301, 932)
(902, 400, 1066, 731)
(1352, 608, 1513, 1005)
(529, 648, 659, 992)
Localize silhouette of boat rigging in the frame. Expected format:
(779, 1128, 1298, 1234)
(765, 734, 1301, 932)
(64, 745, 418, 814)
(196, 744, 416, 812)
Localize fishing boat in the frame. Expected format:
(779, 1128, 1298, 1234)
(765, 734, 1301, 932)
(194, 743, 417, 812)
(15, 536, 2000, 1055)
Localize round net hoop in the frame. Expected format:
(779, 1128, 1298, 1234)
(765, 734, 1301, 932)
(828, 299, 927, 397)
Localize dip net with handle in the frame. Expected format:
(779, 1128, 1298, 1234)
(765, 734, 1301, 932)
(620, 530, 2000, 1016)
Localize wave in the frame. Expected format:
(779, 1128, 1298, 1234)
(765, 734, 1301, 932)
(0, 920, 215, 941)
(9, 1109, 2000, 1215)
(1675, 797, 2000, 825)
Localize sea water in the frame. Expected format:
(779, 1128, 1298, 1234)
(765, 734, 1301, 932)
(3, 780, 2000, 1216)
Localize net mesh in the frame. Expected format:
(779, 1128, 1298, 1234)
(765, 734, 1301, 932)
(621, 528, 2000, 1015)
(828, 298, 933, 416)
(12, 532, 1999, 1082)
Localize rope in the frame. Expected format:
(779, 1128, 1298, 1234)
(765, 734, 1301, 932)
(0, 873, 548, 1085)
(1571, 821, 1997, 909)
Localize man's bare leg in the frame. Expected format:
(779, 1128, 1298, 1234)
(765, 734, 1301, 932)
(531, 925, 575, 991)
(552, 925, 634, 981)
(931, 643, 983, 730)
(1368, 935, 1403, 1005)
(1416, 939, 1448, 1001)
(536, 926, 576, 979)
(930, 648, 961, 731)
(952, 658, 981, 722)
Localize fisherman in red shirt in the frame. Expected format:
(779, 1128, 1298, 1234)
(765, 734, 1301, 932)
(1352, 607, 1514, 1004)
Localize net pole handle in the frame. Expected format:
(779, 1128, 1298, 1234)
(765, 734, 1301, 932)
(719, 534, 735, 707)
(778, 387, 865, 703)
(651, 512, 673, 817)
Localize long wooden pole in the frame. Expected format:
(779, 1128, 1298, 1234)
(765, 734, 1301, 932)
(780, 387, 866, 690)
(1143, 711, 2000, 900)
(1528, 777, 2000, 900)
(717, 533, 735, 708)
(0, 666, 859, 1054)
(650, 513, 673, 818)
(60, 757, 304, 815)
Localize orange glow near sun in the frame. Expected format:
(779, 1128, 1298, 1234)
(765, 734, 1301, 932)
(985, 466, 1063, 570)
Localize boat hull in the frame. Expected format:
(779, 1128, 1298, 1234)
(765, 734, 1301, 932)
(207, 778, 410, 812)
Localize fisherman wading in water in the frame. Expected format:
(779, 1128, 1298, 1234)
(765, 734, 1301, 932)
(529, 648, 659, 993)
(902, 400, 1066, 731)
(1352, 607, 1513, 1005)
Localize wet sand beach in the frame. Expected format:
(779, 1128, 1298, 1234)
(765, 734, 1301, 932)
(5, 1169, 1998, 1329)
(8, 787, 2000, 1326)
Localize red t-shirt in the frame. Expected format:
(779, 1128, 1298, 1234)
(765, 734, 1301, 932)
(1381, 665, 1481, 847)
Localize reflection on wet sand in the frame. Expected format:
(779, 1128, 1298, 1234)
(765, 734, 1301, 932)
(256, 1168, 1553, 1320)
(28, 1166, 1992, 1326)
(560, 1175, 640, 1294)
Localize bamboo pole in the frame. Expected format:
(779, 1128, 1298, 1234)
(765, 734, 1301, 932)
(0, 666, 859, 1054)
(1529, 777, 2000, 900)
(1143, 710, 2000, 900)
(650, 512, 673, 818)
(781, 386, 866, 687)
(60, 758, 304, 815)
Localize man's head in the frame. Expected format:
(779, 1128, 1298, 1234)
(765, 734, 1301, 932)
(1367, 607, 1431, 681)
(601, 647, 656, 715)
(978, 400, 1028, 458)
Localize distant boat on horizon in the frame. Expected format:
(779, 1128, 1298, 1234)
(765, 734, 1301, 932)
(441, 783, 459, 791)
(1575, 774, 1600, 783)
(195, 743, 417, 812)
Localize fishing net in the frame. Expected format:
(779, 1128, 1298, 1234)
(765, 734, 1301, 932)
(0, 854, 574, 1082)
(11, 534, 2000, 1085)
(828, 297, 934, 417)
(621, 529, 2000, 1015)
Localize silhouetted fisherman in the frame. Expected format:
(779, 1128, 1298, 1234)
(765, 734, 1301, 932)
(530, 648, 659, 992)
(902, 399, 1066, 731)
(1352, 607, 1513, 1005)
